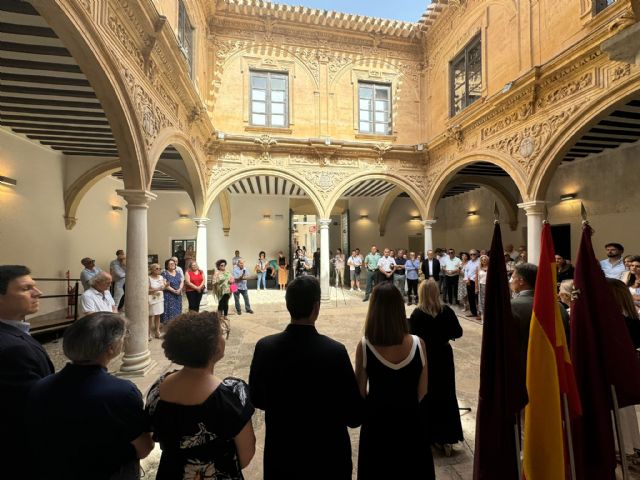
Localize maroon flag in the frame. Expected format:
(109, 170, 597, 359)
(473, 222, 528, 480)
(570, 224, 640, 479)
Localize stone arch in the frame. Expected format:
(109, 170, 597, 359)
(30, 0, 149, 189)
(326, 172, 429, 220)
(425, 149, 529, 219)
(528, 78, 640, 201)
(445, 175, 520, 230)
(205, 166, 325, 218)
(148, 128, 207, 216)
(63, 160, 197, 230)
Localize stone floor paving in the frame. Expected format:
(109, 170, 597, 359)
(41, 287, 638, 479)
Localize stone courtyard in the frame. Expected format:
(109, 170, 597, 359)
(44, 288, 481, 479)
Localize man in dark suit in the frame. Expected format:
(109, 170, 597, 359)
(510, 263, 569, 380)
(421, 249, 441, 280)
(0, 265, 54, 476)
(249, 276, 362, 480)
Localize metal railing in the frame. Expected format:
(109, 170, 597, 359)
(31, 273, 80, 334)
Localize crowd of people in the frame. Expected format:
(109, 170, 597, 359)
(3, 238, 638, 478)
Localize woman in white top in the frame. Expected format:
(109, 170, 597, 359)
(475, 255, 489, 322)
(255, 251, 268, 291)
(347, 250, 362, 291)
(148, 263, 167, 339)
(333, 248, 346, 288)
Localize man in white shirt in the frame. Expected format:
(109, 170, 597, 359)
(505, 243, 518, 261)
(81, 272, 116, 315)
(377, 248, 396, 283)
(463, 250, 480, 318)
(442, 249, 462, 305)
(600, 242, 626, 279)
(109, 250, 126, 309)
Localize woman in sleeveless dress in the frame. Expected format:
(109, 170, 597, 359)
(355, 282, 435, 480)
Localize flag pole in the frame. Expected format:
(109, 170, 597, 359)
(514, 413, 523, 480)
(611, 385, 630, 480)
(562, 393, 577, 480)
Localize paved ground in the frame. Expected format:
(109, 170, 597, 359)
(41, 287, 638, 479)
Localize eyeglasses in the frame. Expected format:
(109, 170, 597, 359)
(221, 320, 230, 340)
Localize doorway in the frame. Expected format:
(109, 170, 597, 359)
(550, 224, 571, 260)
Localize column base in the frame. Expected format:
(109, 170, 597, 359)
(117, 350, 156, 377)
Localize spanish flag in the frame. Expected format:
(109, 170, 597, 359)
(523, 222, 581, 479)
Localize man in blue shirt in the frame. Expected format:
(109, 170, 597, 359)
(233, 259, 254, 314)
(79, 257, 102, 291)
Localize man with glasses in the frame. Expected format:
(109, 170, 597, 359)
(463, 250, 480, 318)
(442, 249, 462, 305)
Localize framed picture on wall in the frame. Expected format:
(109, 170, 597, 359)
(171, 239, 196, 270)
(148, 254, 159, 265)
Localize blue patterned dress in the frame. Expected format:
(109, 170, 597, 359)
(161, 270, 182, 323)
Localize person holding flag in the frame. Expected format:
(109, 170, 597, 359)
(523, 221, 581, 480)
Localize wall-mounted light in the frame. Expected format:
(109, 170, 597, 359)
(263, 214, 272, 220)
(360, 214, 369, 219)
(560, 193, 577, 202)
(467, 210, 477, 217)
(410, 215, 421, 221)
(111, 205, 123, 212)
(415, 143, 425, 152)
(0, 175, 17, 187)
(178, 213, 190, 219)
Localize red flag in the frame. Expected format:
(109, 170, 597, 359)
(570, 224, 640, 479)
(473, 222, 528, 480)
(523, 222, 581, 480)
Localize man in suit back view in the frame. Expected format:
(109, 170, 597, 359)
(249, 275, 363, 480)
(0, 265, 54, 477)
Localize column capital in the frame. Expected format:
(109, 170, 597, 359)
(193, 217, 210, 226)
(517, 200, 547, 215)
(319, 218, 332, 228)
(421, 219, 437, 228)
(117, 189, 157, 207)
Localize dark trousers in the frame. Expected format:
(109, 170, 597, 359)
(234, 289, 251, 312)
(186, 290, 203, 312)
(407, 278, 418, 300)
(217, 293, 230, 316)
(466, 281, 478, 316)
(445, 276, 459, 304)
(365, 270, 378, 297)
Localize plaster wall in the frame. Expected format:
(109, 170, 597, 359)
(0, 131, 69, 316)
(545, 142, 640, 260)
(206, 194, 291, 268)
(147, 190, 197, 263)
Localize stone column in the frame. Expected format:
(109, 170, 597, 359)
(117, 189, 157, 376)
(319, 218, 331, 302)
(194, 217, 209, 307)
(518, 201, 547, 266)
(422, 219, 436, 254)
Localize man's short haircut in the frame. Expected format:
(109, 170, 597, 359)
(63, 312, 126, 363)
(286, 276, 321, 320)
(162, 311, 222, 368)
(605, 243, 624, 252)
(116, 250, 124, 256)
(514, 263, 538, 288)
(0, 265, 31, 295)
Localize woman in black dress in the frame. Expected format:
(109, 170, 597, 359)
(355, 282, 434, 480)
(146, 311, 256, 479)
(410, 278, 463, 456)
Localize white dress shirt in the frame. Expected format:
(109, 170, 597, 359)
(377, 256, 396, 273)
(81, 288, 115, 314)
(463, 258, 480, 281)
(600, 258, 626, 279)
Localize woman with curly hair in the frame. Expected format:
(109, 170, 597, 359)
(146, 311, 256, 479)
(212, 259, 233, 320)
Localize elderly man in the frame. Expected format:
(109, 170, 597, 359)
(233, 259, 254, 314)
(81, 272, 116, 314)
(0, 265, 54, 478)
(79, 257, 102, 291)
(463, 250, 480, 318)
(27, 312, 153, 479)
(110, 250, 126, 308)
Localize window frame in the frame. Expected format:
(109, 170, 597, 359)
(357, 82, 393, 136)
(178, 0, 194, 78)
(249, 70, 290, 129)
(449, 34, 482, 117)
(594, 0, 616, 14)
